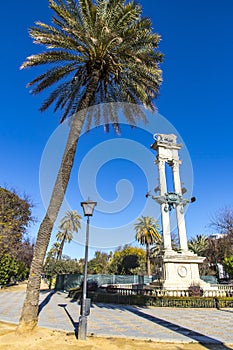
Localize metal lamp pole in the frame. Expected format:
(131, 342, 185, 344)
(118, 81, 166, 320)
(78, 199, 96, 340)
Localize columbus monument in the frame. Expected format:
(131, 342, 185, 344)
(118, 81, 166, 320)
(149, 133, 205, 290)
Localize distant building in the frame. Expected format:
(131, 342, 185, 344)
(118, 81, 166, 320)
(209, 233, 226, 240)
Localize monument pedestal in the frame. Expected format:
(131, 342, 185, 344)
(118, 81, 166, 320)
(155, 250, 207, 290)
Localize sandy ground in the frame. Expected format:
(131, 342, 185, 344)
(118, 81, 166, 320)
(0, 282, 232, 350)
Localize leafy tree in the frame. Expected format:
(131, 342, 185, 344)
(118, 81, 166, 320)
(222, 255, 233, 279)
(88, 251, 109, 274)
(0, 254, 19, 286)
(188, 234, 209, 256)
(45, 256, 82, 276)
(134, 216, 161, 275)
(120, 254, 140, 275)
(0, 187, 34, 257)
(56, 210, 81, 260)
(19, 0, 163, 330)
(108, 245, 146, 275)
(0, 188, 34, 285)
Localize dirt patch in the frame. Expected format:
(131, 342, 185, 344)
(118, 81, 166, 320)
(0, 279, 48, 293)
(0, 322, 232, 350)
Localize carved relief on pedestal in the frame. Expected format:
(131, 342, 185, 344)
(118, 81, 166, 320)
(177, 265, 187, 278)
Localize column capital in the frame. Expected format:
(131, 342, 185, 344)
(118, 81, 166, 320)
(171, 159, 181, 171)
(155, 156, 166, 169)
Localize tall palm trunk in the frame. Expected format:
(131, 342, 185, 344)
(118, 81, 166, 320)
(18, 70, 100, 331)
(146, 243, 151, 276)
(57, 237, 65, 261)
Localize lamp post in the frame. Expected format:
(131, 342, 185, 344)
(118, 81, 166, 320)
(78, 199, 97, 340)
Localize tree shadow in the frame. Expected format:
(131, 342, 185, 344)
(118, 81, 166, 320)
(38, 290, 55, 315)
(94, 303, 232, 349)
(219, 309, 233, 314)
(126, 306, 232, 350)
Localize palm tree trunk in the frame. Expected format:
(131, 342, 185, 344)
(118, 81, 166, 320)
(18, 70, 100, 332)
(57, 237, 65, 261)
(146, 243, 151, 276)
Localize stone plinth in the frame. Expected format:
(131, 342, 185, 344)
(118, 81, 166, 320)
(155, 251, 207, 290)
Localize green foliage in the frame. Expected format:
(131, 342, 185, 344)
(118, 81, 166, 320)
(188, 234, 209, 256)
(56, 210, 81, 260)
(0, 254, 19, 285)
(17, 261, 30, 281)
(0, 187, 34, 256)
(222, 255, 233, 279)
(87, 292, 233, 308)
(120, 254, 141, 275)
(134, 216, 161, 275)
(20, 0, 163, 125)
(44, 256, 83, 285)
(108, 245, 146, 275)
(188, 222, 233, 278)
(134, 216, 161, 246)
(88, 251, 109, 274)
(54, 258, 83, 275)
(0, 188, 34, 284)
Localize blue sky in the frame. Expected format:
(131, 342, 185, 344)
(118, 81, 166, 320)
(1, 0, 233, 259)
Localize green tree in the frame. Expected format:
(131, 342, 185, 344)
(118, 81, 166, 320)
(108, 245, 146, 275)
(0, 188, 34, 284)
(0, 187, 34, 257)
(47, 242, 61, 260)
(0, 254, 19, 286)
(134, 216, 161, 275)
(56, 210, 81, 260)
(188, 234, 209, 256)
(19, 0, 163, 330)
(88, 251, 109, 274)
(222, 255, 233, 279)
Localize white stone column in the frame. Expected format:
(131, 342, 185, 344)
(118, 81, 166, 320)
(172, 161, 188, 252)
(157, 158, 172, 252)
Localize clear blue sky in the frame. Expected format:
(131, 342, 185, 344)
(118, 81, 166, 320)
(1, 0, 233, 259)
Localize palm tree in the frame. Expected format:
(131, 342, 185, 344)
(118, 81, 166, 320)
(188, 234, 209, 256)
(18, 0, 163, 330)
(47, 242, 61, 259)
(134, 216, 161, 275)
(56, 210, 81, 260)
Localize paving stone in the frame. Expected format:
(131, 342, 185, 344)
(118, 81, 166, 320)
(0, 291, 233, 345)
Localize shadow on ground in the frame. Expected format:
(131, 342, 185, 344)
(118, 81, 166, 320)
(38, 290, 55, 315)
(95, 303, 232, 350)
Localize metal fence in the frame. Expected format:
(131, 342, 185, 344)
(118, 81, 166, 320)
(55, 273, 155, 291)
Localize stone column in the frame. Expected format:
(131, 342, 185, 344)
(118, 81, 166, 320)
(172, 161, 188, 252)
(157, 157, 172, 252)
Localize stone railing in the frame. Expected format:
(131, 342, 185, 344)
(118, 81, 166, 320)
(103, 283, 233, 298)
(203, 284, 233, 297)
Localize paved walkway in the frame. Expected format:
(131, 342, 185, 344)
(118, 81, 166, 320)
(0, 290, 233, 346)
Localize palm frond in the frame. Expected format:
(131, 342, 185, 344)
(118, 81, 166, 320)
(21, 0, 163, 125)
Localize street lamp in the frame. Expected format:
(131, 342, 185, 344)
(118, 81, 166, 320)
(78, 199, 97, 340)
